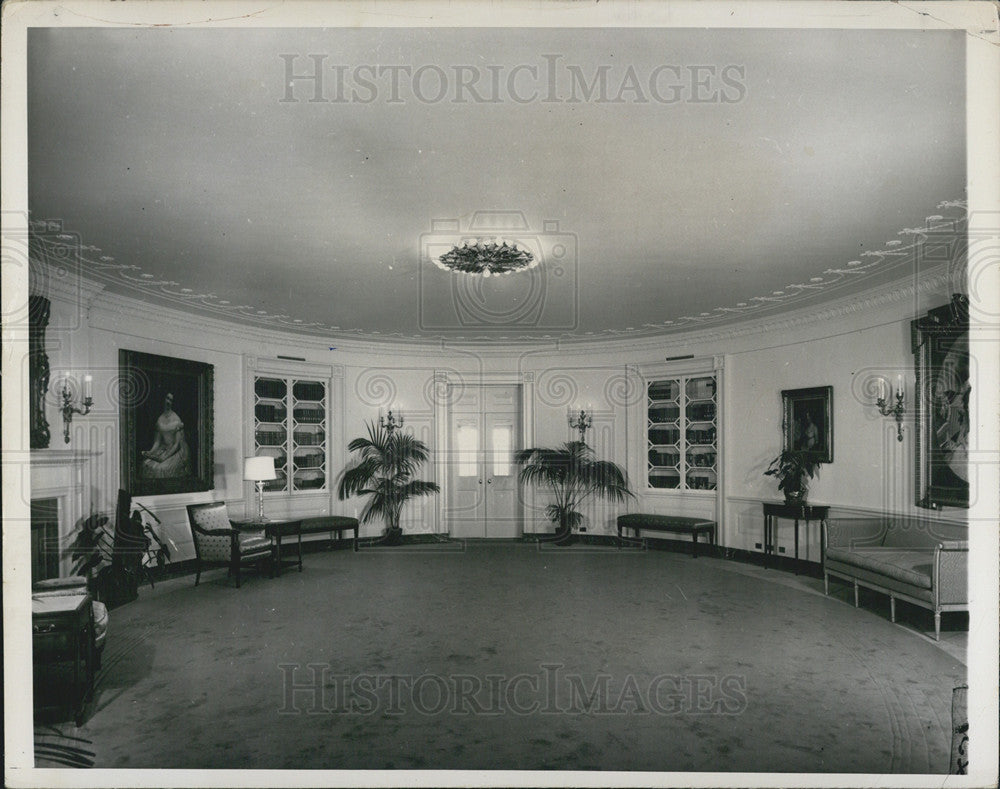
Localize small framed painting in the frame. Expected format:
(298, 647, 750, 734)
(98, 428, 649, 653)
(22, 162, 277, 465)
(119, 350, 214, 496)
(781, 386, 833, 463)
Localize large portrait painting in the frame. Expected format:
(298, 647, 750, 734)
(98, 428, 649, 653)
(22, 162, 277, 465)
(119, 350, 214, 496)
(781, 385, 833, 463)
(912, 294, 970, 509)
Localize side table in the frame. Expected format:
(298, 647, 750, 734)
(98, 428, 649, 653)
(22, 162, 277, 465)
(233, 518, 302, 577)
(32, 591, 96, 725)
(762, 502, 830, 574)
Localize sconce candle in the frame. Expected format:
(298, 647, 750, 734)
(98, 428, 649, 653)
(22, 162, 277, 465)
(61, 372, 94, 444)
(875, 373, 907, 442)
(568, 406, 593, 442)
(380, 407, 404, 434)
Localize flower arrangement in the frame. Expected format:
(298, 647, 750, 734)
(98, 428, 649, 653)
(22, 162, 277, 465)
(435, 237, 536, 277)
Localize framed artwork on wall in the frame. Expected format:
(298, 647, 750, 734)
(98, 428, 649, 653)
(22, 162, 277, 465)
(781, 385, 833, 463)
(119, 350, 214, 496)
(912, 294, 970, 510)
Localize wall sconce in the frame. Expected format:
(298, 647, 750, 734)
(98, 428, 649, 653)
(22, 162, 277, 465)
(61, 373, 93, 443)
(380, 408, 404, 434)
(568, 406, 593, 442)
(875, 374, 906, 442)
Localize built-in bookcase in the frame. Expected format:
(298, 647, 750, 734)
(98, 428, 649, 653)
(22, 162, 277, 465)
(646, 373, 718, 492)
(252, 375, 328, 493)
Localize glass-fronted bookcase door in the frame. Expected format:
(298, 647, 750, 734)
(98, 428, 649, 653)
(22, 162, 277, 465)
(647, 374, 717, 492)
(253, 375, 328, 493)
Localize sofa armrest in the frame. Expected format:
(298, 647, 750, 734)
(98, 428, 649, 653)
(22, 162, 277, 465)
(935, 542, 969, 605)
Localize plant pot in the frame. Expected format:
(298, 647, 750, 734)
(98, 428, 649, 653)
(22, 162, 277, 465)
(783, 489, 806, 505)
(553, 523, 575, 546)
(381, 526, 404, 546)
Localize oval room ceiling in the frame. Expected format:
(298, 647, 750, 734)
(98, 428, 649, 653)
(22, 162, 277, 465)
(27, 26, 966, 343)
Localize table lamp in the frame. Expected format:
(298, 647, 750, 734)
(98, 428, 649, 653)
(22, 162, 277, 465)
(243, 456, 277, 521)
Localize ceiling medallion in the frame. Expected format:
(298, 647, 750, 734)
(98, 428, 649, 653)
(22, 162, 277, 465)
(434, 237, 536, 277)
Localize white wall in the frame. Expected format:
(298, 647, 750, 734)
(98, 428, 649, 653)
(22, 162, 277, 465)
(32, 267, 965, 566)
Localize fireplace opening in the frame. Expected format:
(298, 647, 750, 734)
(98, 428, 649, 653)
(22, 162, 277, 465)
(31, 498, 60, 583)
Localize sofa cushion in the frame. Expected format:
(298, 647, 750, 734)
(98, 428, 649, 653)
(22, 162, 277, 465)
(237, 531, 272, 553)
(826, 547, 934, 590)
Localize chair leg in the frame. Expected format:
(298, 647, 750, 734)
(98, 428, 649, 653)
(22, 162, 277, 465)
(890, 595, 896, 623)
(853, 580, 859, 608)
(934, 612, 941, 641)
(195, 560, 201, 587)
(823, 573, 828, 596)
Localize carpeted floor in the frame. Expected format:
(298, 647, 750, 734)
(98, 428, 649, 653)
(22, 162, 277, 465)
(34, 542, 966, 773)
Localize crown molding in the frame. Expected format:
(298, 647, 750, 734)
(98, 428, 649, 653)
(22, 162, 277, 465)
(30, 268, 105, 308)
(45, 201, 966, 351)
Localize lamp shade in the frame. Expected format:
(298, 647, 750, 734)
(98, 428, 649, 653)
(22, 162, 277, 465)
(243, 456, 277, 482)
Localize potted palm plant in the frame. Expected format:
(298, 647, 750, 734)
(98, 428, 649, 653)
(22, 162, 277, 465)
(515, 440, 633, 546)
(337, 420, 440, 545)
(763, 450, 822, 504)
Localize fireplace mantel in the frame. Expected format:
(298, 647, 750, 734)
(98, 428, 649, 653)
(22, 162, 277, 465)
(29, 449, 102, 576)
(30, 449, 102, 467)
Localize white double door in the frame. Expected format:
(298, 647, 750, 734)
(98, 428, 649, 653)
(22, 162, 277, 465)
(448, 385, 522, 538)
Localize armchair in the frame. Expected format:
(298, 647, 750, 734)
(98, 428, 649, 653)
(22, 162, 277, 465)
(186, 502, 273, 588)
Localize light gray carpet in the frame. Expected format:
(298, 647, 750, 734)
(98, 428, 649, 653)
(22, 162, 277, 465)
(36, 543, 965, 773)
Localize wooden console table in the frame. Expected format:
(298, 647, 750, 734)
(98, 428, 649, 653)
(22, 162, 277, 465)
(762, 502, 830, 574)
(32, 591, 96, 725)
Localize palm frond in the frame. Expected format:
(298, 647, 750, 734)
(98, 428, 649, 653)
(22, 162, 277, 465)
(517, 441, 633, 529)
(398, 479, 441, 498)
(339, 420, 440, 532)
(336, 457, 379, 500)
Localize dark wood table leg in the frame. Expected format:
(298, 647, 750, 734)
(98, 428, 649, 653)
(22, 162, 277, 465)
(692, 531, 699, 558)
(763, 515, 770, 569)
(820, 518, 827, 578)
(353, 525, 359, 551)
(794, 518, 800, 575)
(274, 534, 283, 577)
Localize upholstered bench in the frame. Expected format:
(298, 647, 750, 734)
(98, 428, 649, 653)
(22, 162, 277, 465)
(299, 516, 360, 552)
(617, 514, 717, 557)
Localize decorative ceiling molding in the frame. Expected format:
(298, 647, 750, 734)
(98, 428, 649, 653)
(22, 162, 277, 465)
(77, 258, 957, 366)
(27, 201, 967, 347)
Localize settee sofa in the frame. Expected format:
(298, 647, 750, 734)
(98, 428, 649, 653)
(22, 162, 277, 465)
(822, 516, 967, 640)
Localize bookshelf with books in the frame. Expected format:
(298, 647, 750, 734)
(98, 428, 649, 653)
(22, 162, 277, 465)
(253, 375, 328, 493)
(647, 374, 717, 492)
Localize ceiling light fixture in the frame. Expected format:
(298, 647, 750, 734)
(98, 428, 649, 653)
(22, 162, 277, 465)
(434, 237, 536, 277)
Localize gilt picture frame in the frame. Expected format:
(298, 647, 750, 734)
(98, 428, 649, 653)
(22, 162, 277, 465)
(912, 294, 970, 510)
(119, 350, 214, 496)
(781, 386, 833, 463)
